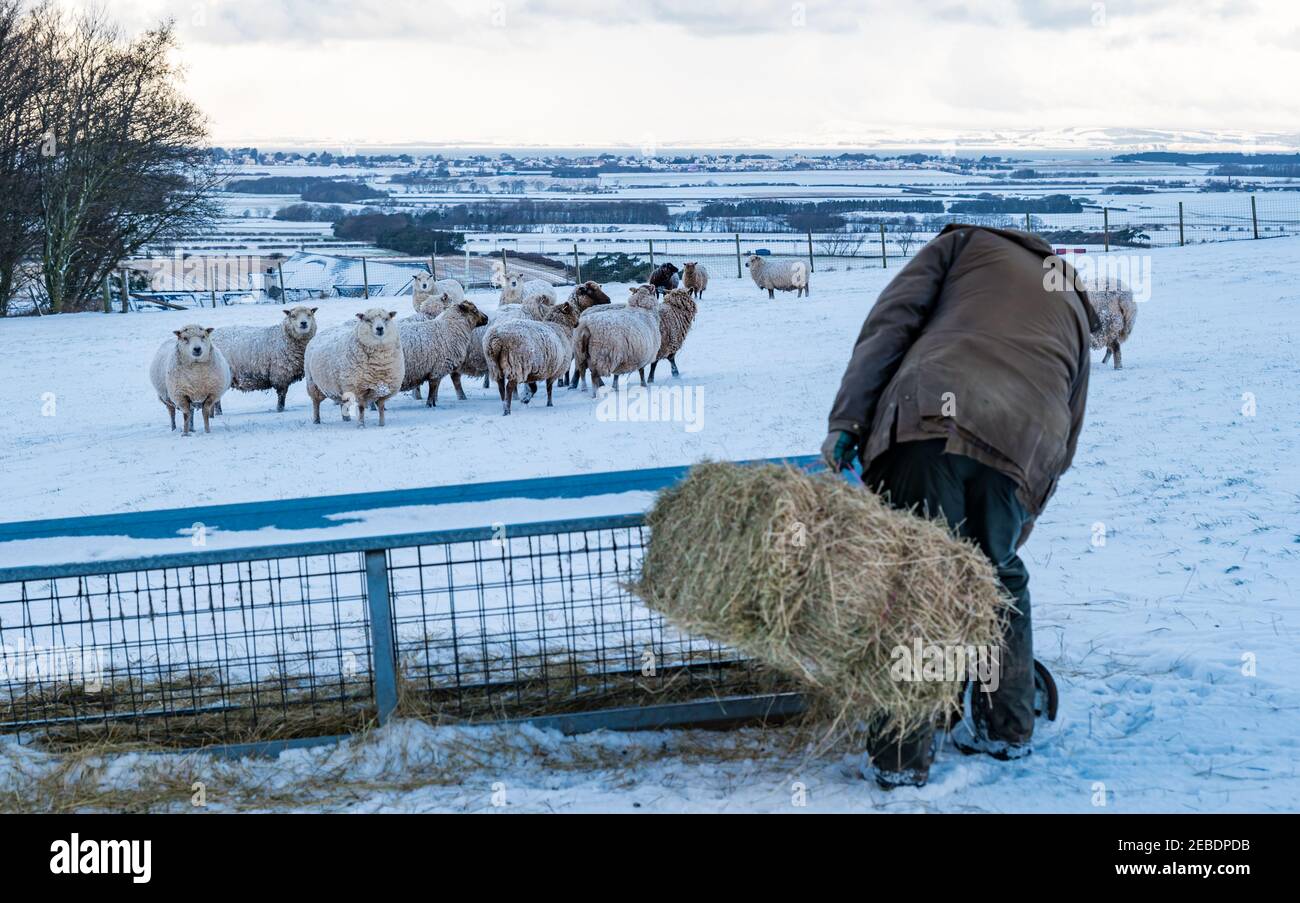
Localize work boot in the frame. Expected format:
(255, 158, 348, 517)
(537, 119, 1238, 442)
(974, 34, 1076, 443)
(861, 725, 937, 790)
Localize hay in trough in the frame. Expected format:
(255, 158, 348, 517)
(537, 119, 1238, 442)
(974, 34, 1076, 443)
(629, 461, 1012, 742)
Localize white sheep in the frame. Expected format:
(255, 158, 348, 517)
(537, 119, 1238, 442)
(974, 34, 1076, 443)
(648, 287, 698, 382)
(412, 273, 465, 316)
(461, 292, 556, 387)
(747, 255, 809, 299)
(211, 306, 318, 414)
(149, 325, 232, 436)
(397, 301, 490, 407)
(305, 308, 404, 427)
(571, 285, 661, 396)
(1087, 278, 1138, 370)
(485, 302, 581, 415)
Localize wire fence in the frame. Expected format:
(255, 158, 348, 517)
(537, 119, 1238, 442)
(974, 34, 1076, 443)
(78, 193, 1300, 310)
(0, 464, 807, 751)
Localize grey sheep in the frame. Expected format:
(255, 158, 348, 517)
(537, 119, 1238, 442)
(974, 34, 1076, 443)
(571, 285, 661, 396)
(397, 301, 489, 406)
(648, 287, 698, 382)
(486, 302, 582, 415)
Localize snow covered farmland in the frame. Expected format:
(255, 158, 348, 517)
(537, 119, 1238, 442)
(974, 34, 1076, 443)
(1, 238, 1297, 812)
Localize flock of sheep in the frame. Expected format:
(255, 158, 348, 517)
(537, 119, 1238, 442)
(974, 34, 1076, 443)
(149, 255, 808, 434)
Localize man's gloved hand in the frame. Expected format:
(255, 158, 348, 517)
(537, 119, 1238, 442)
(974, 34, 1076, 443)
(821, 430, 860, 472)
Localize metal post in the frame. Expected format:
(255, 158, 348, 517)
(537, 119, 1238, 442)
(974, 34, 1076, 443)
(363, 549, 398, 724)
(648, 239, 655, 274)
(1103, 207, 1110, 253)
(361, 256, 370, 300)
(807, 231, 815, 274)
(1251, 195, 1259, 239)
(102, 273, 112, 313)
(1178, 202, 1185, 247)
(735, 234, 742, 278)
(573, 243, 581, 283)
(1024, 212, 1032, 233)
(879, 224, 888, 268)
(120, 268, 130, 313)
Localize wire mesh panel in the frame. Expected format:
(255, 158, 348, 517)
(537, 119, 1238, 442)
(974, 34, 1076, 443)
(386, 525, 786, 723)
(0, 554, 375, 748)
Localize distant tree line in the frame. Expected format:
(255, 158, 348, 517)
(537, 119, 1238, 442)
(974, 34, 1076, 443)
(947, 194, 1084, 214)
(0, 2, 219, 314)
(333, 212, 464, 255)
(227, 176, 387, 203)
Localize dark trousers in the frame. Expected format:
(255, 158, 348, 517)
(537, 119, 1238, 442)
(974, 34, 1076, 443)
(863, 439, 1035, 774)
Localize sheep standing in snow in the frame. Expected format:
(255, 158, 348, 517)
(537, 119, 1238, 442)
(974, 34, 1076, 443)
(747, 255, 809, 299)
(571, 285, 660, 396)
(149, 325, 232, 436)
(681, 262, 708, 299)
(486, 302, 582, 415)
(555, 282, 613, 387)
(648, 287, 698, 382)
(1087, 278, 1138, 370)
(211, 306, 318, 414)
(461, 289, 556, 387)
(305, 308, 404, 427)
(397, 301, 489, 407)
(412, 273, 465, 317)
(648, 262, 680, 297)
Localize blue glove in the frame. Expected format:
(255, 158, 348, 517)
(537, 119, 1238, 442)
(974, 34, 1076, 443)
(821, 431, 860, 472)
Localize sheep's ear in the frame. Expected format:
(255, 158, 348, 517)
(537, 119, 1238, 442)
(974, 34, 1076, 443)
(388, 311, 398, 320)
(356, 312, 366, 321)
(458, 300, 471, 311)
(205, 328, 215, 336)
(173, 330, 184, 339)
(283, 309, 293, 316)
(310, 307, 319, 314)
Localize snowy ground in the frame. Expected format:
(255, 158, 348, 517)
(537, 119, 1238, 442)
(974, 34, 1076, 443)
(1, 238, 1298, 812)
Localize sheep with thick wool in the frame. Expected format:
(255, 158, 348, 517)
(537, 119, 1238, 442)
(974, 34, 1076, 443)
(305, 308, 404, 427)
(648, 287, 698, 382)
(412, 274, 465, 317)
(681, 262, 708, 299)
(747, 255, 809, 298)
(397, 301, 489, 406)
(211, 306, 318, 414)
(486, 302, 583, 415)
(571, 285, 661, 396)
(1086, 277, 1138, 370)
(149, 325, 232, 436)
(461, 290, 556, 385)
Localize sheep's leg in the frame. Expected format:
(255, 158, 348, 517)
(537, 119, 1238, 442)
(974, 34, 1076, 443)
(648, 360, 658, 383)
(669, 354, 680, 378)
(165, 401, 177, 431)
(546, 379, 555, 407)
(214, 400, 223, 416)
(497, 377, 507, 403)
(503, 380, 515, 416)
(1111, 343, 1123, 370)
(482, 374, 490, 389)
(427, 378, 439, 408)
(590, 372, 605, 397)
(181, 396, 194, 436)
(612, 374, 620, 393)
(412, 384, 423, 400)
(1102, 348, 1112, 365)
(276, 387, 288, 412)
(450, 371, 467, 401)
(377, 398, 387, 427)
(355, 396, 366, 427)
(638, 368, 647, 387)
(768, 287, 775, 299)
(308, 386, 323, 424)
(202, 400, 214, 434)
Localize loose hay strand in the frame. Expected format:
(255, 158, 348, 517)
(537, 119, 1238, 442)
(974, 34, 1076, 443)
(629, 461, 1012, 745)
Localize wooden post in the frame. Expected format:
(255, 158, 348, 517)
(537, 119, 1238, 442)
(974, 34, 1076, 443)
(276, 262, 287, 303)
(1178, 202, 1185, 247)
(500, 247, 509, 280)
(648, 239, 655, 274)
(119, 268, 130, 313)
(1251, 195, 1260, 239)
(573, 243, 581, 283)
(361, 256, 370, 300)
(735, 234, 742, 278)
(879, 224, 888, 268)
(1024, 212, 1032, 233)
(102, 273, 112, 313)
(430, 255, 437, 279)
(1102, 207, 1110, 252)
(806, 231, 815, 274)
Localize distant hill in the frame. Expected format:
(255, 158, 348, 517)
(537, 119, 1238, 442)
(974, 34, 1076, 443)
(1113, 152, 1300, 165)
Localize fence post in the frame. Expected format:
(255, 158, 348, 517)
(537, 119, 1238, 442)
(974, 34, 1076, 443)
(1251, 195, 1260, 239)
(1178, 202, 1185, 247)
(806, 231, 815, 274)
(363, 549, 398, 724)
(1024, 213, 1032, 233)
(573, 242, 581, 283)
(648, 239, 655, 274)
(120, 267, 130, 313)
(430, 255, 437, 279)
(1103, 207, 1110, 253)
(277, 262, 287, 303)
(102, 273, 112, 314)
(465, 249, 471, 284)
(879, 224, 888, 269)
(361, 256, 370, 300)
(501, 248, 509, 279)
(735, 234, 742, 278)
(209, 262, 217, 308)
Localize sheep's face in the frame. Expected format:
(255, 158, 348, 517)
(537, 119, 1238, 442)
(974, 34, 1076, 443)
(283, 306, 319, 341)
(412, 273, 437, 295)
(576, 282, 611, 307)
(457, 300, 489, 328)
(174, 326, 215, 363)
(746, 255, 763, 271)
(355, 308, 399, 345)
(683, 262, 697, 275)
(547, 302, 580, 328)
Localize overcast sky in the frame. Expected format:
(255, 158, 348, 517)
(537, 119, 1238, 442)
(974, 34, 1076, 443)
(53, 0, 1300, 149)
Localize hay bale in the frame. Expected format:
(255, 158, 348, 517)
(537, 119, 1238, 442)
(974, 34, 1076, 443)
(629, 461, 1012, 740)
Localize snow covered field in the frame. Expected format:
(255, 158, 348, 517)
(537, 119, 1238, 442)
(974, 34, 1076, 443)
(1, 238, 1298, 812)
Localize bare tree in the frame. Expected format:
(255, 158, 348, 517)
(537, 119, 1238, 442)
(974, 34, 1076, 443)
(29, 7, 220, 312)
(0, 0, 45, 315)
